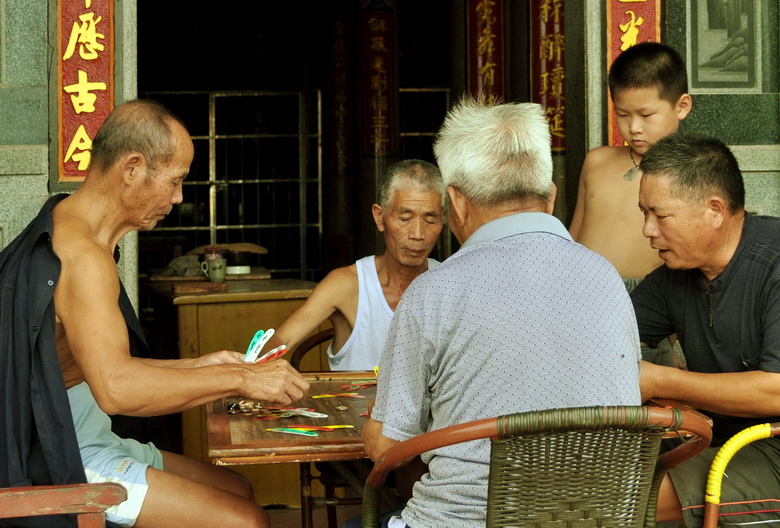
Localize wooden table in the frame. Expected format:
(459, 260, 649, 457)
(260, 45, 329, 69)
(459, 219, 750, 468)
(146, 277, 334, 507)
(207, 372, 377, 528)
(146, 278, 321, 459)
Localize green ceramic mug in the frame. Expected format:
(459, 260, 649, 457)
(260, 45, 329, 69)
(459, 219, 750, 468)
(201, 258, 226, 282)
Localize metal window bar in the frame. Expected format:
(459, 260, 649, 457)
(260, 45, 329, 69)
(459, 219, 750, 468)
(140, 90, 322, 280)
(398, 87, 452, 260)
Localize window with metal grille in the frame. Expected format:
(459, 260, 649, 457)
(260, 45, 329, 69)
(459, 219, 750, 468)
(399, 87, 453, 258)
(138, 90, 322, 281)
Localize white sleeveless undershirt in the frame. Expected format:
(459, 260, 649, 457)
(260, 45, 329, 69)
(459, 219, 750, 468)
(327, 255, 438, 371)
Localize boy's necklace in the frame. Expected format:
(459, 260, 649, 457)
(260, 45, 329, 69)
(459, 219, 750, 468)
(623, 148, 639, 181)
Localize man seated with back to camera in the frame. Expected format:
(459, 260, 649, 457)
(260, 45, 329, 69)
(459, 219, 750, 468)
(632, 131, 780, 527)
(355, 96, 642, 528)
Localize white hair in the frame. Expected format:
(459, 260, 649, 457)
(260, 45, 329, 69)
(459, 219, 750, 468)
(378, 159, 445, 211)
(433, 97, 553, 206)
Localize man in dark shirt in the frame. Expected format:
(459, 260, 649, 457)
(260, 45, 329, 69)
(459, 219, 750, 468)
(632, 132, 780, 526)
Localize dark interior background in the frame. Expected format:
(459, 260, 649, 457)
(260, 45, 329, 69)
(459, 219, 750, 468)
(133, 0, 458, 452)
(137, 0, 455, 279)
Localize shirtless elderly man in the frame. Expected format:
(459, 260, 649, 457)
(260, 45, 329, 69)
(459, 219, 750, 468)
(0, 99, 308, 528)
(264, 159, 445, 371)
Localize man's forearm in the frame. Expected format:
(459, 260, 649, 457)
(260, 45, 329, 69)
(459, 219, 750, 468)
(89, 360, 306, 416)
(642, 362, 780, 417)
(137, 357, 201, 368)
(362, 418, 400, 461)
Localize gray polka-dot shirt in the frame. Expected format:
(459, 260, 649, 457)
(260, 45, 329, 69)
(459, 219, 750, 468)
(372, 212, 641, 528)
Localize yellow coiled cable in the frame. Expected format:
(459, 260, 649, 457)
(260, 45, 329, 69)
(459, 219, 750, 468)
(705, 423, 772, 505)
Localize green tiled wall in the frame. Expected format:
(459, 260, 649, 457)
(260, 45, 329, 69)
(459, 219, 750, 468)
(666, 1, 780, 145)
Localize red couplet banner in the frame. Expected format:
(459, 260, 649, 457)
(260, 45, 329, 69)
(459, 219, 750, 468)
(467, 0, 504, 105)
(530, 0, 566, 151)
(606, 0, 661, 146)
(58, 0, 114, 182)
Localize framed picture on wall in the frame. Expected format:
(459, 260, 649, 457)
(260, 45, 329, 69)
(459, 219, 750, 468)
(689, 0, 759, 92)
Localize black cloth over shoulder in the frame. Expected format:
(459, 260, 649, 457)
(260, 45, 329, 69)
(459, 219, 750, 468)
(0, 194, 148, 527)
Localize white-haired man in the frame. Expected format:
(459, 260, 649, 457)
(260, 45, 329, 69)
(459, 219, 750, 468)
(358, 97, 642, 528)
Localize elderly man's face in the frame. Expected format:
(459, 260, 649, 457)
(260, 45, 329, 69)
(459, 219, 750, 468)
(638, 174, 716, 273)
(131, 120, 194, 231)
(373, 186, 444, 267)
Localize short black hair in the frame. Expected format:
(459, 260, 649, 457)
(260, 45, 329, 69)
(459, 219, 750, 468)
(639, 132, 744, 213)
(608, 42, 688, 104)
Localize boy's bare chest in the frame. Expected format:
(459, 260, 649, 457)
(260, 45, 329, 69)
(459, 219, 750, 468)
(585, 172, 641, 214)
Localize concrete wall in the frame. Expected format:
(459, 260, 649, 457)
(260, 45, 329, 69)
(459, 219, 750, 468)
(669, 1, 780, 216)
(0, 0, 139, 307)
(0, 0, 50, 248)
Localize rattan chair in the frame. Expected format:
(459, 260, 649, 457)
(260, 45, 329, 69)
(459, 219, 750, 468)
(703, 421, 780, 528)
(0, 482, 127, 527)
(290, 328, 335, 372)
(362, 405, 712, 528)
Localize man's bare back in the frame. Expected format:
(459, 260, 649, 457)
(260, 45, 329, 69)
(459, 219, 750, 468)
(570, 145, 662, 278)
(56, 319, 85, 389)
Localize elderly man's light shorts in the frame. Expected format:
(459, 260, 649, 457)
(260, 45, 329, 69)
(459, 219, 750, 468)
(68, 382, 164, 527)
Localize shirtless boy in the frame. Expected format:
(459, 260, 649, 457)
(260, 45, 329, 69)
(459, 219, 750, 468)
(264, 159, 446, 371)
(569, 42, 692, 283)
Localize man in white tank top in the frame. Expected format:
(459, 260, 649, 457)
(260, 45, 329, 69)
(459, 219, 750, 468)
(264, 159, 446, 371)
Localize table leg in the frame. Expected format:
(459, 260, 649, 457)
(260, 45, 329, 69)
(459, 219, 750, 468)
(325, 483, 338, 528)
(300, 462, 314, 528)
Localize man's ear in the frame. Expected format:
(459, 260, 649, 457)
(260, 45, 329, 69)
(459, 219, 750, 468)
(707, 194, 728, 229)
(676, 93, 693, 121)
(544, 182, 558, 215)
(120, 152, 144, 185)
(371, 203, 385, 232)
(446, 186, 471, 244)
(447, 186, 467, 225)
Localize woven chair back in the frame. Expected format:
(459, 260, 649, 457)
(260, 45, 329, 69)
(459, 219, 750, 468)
(361, 405, 711, 528)
(487, 427, 662, 528)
